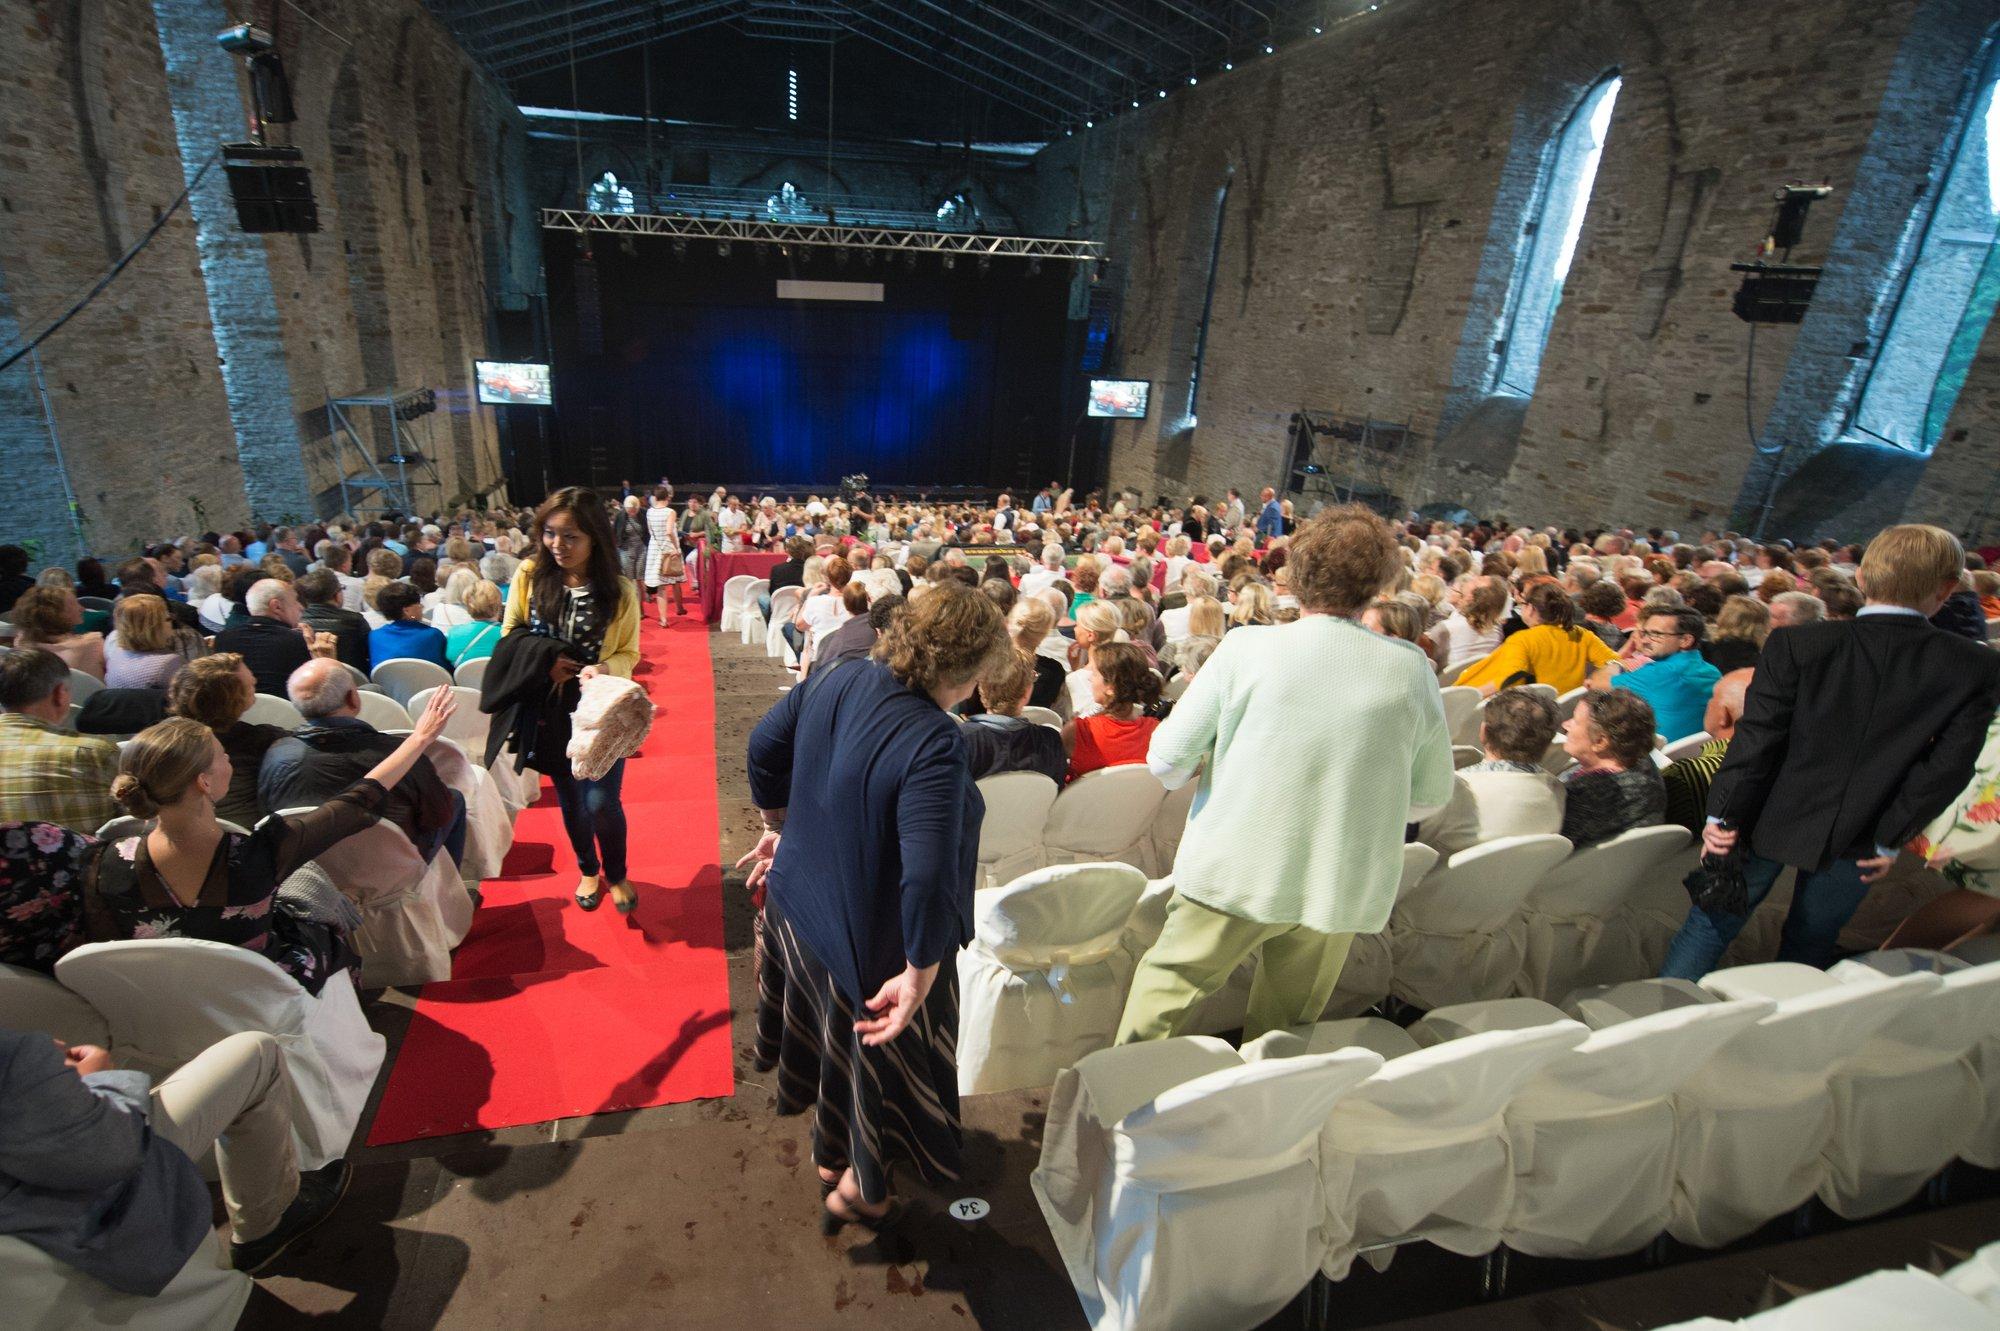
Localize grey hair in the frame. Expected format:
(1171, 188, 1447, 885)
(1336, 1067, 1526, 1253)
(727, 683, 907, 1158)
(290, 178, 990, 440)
(287, 659, 355, 718)
(1771, 590, 1825, 623)
(1042, 543, 1065, 567)
(188, 565, 224, 598)
(1098, 565, 1133, 597)
(245, 579, 292, 617)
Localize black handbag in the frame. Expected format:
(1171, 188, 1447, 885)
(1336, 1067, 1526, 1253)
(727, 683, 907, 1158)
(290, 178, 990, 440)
(1682, 819, 1750, 916)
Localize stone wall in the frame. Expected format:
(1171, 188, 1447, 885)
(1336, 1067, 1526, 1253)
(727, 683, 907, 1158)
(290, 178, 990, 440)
(0, 0, 536, 567)
(1025, 0, 2000, 543)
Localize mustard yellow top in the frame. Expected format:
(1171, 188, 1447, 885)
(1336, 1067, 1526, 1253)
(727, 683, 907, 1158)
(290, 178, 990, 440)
(1455, 623, 1615, 694)
(502, 561, 641, 679)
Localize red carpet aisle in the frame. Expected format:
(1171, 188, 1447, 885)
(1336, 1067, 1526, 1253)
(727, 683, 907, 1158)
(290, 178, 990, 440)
(366, 616, 734, 1143)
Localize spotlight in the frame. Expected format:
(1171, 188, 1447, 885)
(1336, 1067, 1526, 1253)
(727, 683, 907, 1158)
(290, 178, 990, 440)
(1157, 89, 1166, 98)
(671, 238, 687, 259)
(716, 240, 732, 257)
(976, 255, 991, 274)
(1187, 76, 1197, 85)
(1027, 258, 1042, 276)
(1313, 25, 1323, 34)
(1086, 119, 1094, 127)
(1131, 99, 1139, 108)
(1263, 43, 1274, 53)
(1223, 62, 1233, 70)
(942, 254, 956, 270)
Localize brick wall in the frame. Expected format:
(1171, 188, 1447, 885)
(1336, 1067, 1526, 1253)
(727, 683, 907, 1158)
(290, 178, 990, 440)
(1026, 0, 2000, 543)
(0, 0, 536, 565)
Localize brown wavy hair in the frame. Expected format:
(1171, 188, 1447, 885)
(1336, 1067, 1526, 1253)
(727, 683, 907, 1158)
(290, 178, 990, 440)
(1089, 641, 1162, 711)
(167, 652, 253, 730)
(1285, 505, 1404, 614)
(872, 581, 1007, 693)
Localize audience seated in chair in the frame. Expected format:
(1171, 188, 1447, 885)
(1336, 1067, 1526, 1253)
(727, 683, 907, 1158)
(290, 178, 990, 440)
(0, 820, 94, 973)
(0, 1026, 353, 1285)
(1417, 688, 1567, 860)
(166, 653, 285, 832)
(9, 585, 105, 682)
(444, 579, 505, 668)
(295, 570, 370, 673)
(0, 649, 119, 834)
(260, 659, 466, 870)
(1063, 643, 1162, 783)
(1662, 669, 1751, 832)
(962, 649, 1067, 786)
(213, 579, 335, 697)
(1592, 606, 1721, 744)
(1458, 583, 1617, 696)
(102, 594, 206, 692)
(1558, 690, 1665, 848)
(367, 582, 449, 673)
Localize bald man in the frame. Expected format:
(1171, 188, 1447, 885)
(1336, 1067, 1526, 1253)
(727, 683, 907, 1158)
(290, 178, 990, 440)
(1662, 668, 1753, 833)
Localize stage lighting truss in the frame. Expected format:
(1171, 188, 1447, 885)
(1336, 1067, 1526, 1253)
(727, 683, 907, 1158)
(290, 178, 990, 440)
(541, 209, 1103, 263)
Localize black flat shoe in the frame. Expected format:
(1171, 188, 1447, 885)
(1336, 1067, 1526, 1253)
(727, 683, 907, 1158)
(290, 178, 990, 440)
(574, 877, 603, 911)
(231, 1159, 351, 1273)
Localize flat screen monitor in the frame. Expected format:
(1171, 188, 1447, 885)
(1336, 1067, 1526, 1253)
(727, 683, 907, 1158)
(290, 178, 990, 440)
(1087, 378, 1150, 419)
(474, 360, 553, 406)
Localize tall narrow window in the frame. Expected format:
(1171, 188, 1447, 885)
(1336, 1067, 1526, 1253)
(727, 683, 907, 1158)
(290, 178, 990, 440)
(1188, 178, 1232, 424)
(1492, 75, 1621, 397)
(1847, 40, 2000, 454)
(787, 68, 799, 121)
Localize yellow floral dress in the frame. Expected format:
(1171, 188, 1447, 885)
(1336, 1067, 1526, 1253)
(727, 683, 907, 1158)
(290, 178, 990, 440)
(1912, 716, 2000, 898)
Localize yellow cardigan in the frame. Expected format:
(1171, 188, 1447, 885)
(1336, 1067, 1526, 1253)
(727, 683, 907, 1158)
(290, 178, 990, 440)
(502, 561, 641, 679)
(1455, 623, 1615, 695)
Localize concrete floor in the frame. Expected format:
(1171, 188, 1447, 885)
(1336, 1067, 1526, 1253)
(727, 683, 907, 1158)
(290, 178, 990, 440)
(235, 626, 2000, 1329)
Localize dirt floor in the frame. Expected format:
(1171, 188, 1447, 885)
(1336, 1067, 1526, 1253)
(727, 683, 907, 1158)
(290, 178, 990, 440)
(234, 626, 2000, 1329)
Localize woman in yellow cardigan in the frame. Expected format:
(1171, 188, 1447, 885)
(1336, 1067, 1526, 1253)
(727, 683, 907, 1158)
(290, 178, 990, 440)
(1456, 582, 1615, 696)
(503, 487, 643, 912)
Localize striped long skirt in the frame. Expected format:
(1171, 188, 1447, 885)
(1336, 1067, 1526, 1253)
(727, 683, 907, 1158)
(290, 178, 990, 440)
(754, 900, 963, 1206)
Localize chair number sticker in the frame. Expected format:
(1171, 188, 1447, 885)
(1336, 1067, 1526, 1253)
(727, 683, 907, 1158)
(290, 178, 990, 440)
(950, 1197, 990, 1222)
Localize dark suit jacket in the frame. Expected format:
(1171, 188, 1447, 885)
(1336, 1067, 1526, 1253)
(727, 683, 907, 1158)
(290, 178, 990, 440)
(212, 616, 312, 697)
(258, 716, 453, 847)
(303, 603, 371, 672)
(1707, 613, 2000, 869)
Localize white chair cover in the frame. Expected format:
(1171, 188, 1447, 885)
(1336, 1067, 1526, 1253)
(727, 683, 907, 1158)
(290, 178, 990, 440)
(1945, 1241, 2000, 1314)
(1388, 834, 1573, 1010)
(1660, 730, 1713, 764)
(369, 658, 451, 708)
(1044, 767, 1169, 874)
(240, 693, 305, 730)
(718, 575, 757, 632)
(353, 689, 414, 732)
(1451, 745, 1483, 769)
(1411, 995, 1774, 1258)
(1148, 781, 1197, 876)
(55, 939, 384, 1169)
(0, 962, 109, 1046)
(1325, 844, 1437, 1019)
(765, 585, 805, 659)
(452, 655, 490, 690)
(1033, 1037, 1383, 1331)
(1441, 686, 1481, 747)
(738, 579, 770, 644)
(1019, 705, 1065, 728)
(305, 816, 475, 989)
(1655, 968, 1940, 1247)
(1287, 1018, 1589, 1277)
(66, 670, 102, 705)
(406, 685, 491, 755)
(1726, 1267, 2000, 1330)
(974, 771, 1058, 889)
(957, 862, 1148, 1094)
(0, 1232, 251, 1331)
(1553, 686, 1587, 726)
(423, 738, 515, 883)
(1513, 825, 1691, 1002)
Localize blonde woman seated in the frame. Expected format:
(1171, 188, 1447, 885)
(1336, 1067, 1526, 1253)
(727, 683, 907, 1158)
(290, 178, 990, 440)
(1361, 598, 1429, 652)
(428, 566, 480, 630)
(446, 579, 505, 667)
(1160, 568, 1218, 637)
(1416, 689, 1565, 859)
(1702, 594, 1768, 674)
(360, 574, 392, 630)
(1007, 598, 1068, 709)
(1063, 601, 1125, 719)
(104, 594, 207, 690)
(1160, 596, 1224, 675)
(961, 649, 1067, 785)
(10, 585, 105, 681)
(1228, 581, 1276, 630)
(80, 689, 457, 994)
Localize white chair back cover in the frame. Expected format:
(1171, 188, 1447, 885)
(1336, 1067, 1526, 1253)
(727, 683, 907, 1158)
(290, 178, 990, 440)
(1390, 834, 1572, 1009)
(0, 1232, 251, 1331)
(1313, 1020, 1589, 1276)
(1660, 730, 1713, 764)
(1441, 686, 1481, 747)
(1033, 1037, 1382, 1331)
(369, 658, 451, 708)
(718, 575, 757, 631)
(765, 585, 805, 659)
(957, 862, 1147, 1094)
(407, 685, 491, 754)
(66, 669, 102, 705)
(1514, 824, 1691, 1001)
(423, 737, 515, 882)
(1149, 781, 1197, 875)
(1044, 766, 1169, 873)
(0, 962, 109, 1047)
(353, 689, 414, 731)
(738, 579, 771, 644)
(241, 693, 305, 730)
(974, 771, 1059, 889)
(1326, 844, 1438, 1019)
(1553, 686, 1587, 726)
(1451, 745, 1483, 769)
(452, 655, 490, 690)
(1727, 1266, 2000, 1330)
(54, 939, 384, 1169)
(306, 815, 474, 989)
(1019, 705, 1065, 728)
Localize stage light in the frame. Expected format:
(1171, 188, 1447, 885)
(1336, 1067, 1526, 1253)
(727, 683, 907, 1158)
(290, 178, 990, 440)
(1224, 62, 1233, 70)
(1027, 258, 1042, 275)
(670, 238, 687, 259)
(1086, 119, 1094, 127)
(942, 254, 956, 270)
(1187, 76, 1197, 85)
(976, 255, 991, 274)
(1131, 99, 1139, 107)
(1314, 25, 1323, 34)
(1157, 89, 1166, 98)
(716, 240, 732, 257)
(1263, 43, 1274, 53)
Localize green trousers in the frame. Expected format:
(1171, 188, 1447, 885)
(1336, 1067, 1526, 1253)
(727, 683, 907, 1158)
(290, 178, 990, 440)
(1115, 893, 1355, 1044)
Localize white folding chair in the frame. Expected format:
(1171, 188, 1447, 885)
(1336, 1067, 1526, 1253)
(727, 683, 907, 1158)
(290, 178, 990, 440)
(739, 578, 770, 644)
(1325, 843, 1437, 1019)
(300, 812, 475, 990)
(353, 689, 414, 732)
(1438, 659, 1474, 687)
(56, 938, 385, 1169)
(1019, 705, 1065, 728)
(974, 770, 1059, 889)
(1659, 730, 1713, 764)
(1539, 738, 1575, 776)
(337, 661, 369, 689)
(1441, 685, 1482, 747)
(0, 1232, 251, 1331)
(453, 655, 490, 690)
(1388, 834, 1573, 1010)
(66, 669, 102, 705)
(240, 692, 306, 730)
(1043, 766, 1170, 874)
(369, 657, 451, 708)
(1250, 1017, 1587, 1277)
(957, 862, 1148, 1093)
(1033, 1036, 1383, 1331)
(0, 961, 109, 1046)
(1408, 995, 1773, 1259)
(1512, 825, 1691, 1001)
(718, 575, 757, 632)
(765, 585, 805, 660)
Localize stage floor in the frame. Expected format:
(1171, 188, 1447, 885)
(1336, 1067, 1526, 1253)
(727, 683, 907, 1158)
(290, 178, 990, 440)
(234, 628, 2000, 1330)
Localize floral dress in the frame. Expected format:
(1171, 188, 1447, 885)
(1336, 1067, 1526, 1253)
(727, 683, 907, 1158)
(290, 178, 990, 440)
(0, 822, 95, 974)
(1912, 712, 2000, 897)
(81, 779, 391, 994)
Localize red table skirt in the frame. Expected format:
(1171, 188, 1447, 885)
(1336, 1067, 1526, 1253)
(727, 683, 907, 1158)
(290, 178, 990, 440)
(700, 550, 786, 623)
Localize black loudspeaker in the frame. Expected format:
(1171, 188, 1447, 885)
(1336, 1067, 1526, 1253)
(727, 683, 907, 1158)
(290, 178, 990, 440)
(222, 143, 319, 233)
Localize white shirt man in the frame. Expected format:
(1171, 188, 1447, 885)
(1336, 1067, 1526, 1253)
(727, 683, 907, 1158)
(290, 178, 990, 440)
(1020, 545, 1067, 597)
(716, 502, 748, 553)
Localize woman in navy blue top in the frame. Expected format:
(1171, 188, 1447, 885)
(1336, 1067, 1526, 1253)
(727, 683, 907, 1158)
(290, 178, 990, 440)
(742, 582, 1006, 1233)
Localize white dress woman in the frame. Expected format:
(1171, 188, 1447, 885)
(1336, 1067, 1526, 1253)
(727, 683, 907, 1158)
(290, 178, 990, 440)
(641, 495, 686, 622)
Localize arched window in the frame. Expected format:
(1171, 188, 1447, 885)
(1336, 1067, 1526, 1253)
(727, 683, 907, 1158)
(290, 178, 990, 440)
(1846, 39, 2000, 454)
(1187, 177, 1232, 425)
(1491, 75, 1622, 398)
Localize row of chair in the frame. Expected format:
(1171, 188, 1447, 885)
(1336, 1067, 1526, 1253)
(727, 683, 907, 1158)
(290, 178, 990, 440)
(976, 767, 1197, 887)
(1656, 1239, 2000, 1329)
(1032, 953, 2000, 1331)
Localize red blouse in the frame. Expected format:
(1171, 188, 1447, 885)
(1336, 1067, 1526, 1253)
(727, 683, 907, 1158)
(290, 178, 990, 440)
(1069, 713, 1159, 782)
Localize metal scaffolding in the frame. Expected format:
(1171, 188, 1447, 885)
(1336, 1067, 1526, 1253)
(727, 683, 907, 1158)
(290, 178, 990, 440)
(320, 388, 444, 519)
(542, 208, 1104, 259)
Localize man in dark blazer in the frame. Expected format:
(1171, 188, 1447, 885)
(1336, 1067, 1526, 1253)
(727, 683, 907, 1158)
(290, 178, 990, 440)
(294, 570, 370, 672)
(212, 580, 335, 697)
(1661, 524, 2000, 978)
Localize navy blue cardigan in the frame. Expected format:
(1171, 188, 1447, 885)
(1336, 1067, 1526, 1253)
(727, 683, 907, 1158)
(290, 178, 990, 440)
(748, 659, 982, 1004)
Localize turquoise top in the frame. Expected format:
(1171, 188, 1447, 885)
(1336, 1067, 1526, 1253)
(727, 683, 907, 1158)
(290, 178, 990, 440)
(445, 619, 503, 667)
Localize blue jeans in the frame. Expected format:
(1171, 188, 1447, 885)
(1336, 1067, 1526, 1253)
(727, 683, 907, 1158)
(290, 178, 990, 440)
(548, 758, 628, 882)
(1659, 851, 1874, 980)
